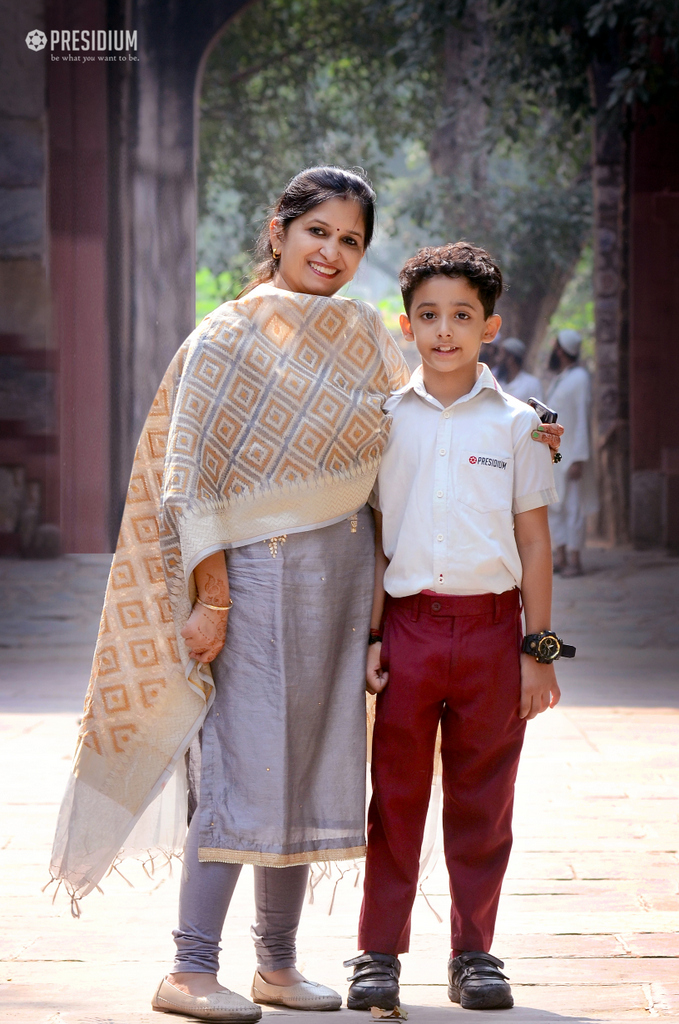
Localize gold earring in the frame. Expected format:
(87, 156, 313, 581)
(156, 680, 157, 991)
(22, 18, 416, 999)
(272, 248, 281, 260)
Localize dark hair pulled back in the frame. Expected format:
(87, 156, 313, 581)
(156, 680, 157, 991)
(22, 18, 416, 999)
(247, 166, 376, 289)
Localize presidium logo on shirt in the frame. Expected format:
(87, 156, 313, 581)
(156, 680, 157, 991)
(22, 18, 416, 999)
(468, 455, 508, 469)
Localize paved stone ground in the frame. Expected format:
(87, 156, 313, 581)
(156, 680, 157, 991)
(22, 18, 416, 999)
(0, 547, 678, 1023)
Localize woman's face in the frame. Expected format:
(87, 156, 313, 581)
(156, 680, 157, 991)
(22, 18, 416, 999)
(269, 197, 367, 296)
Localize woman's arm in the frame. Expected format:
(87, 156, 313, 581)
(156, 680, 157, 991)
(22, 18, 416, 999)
(180, 550, 231, 664)
(366, 510, 389, 695)
(514, 505, 561, 719)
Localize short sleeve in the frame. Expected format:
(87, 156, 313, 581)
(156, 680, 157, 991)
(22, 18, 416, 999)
(512, 410, 559, 514)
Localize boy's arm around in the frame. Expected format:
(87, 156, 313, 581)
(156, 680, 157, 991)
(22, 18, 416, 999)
(514, 505, 561, 720)
(366, 509, 390, 695)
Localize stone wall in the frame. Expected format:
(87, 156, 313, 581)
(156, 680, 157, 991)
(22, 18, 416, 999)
(0, 0, 59, 555)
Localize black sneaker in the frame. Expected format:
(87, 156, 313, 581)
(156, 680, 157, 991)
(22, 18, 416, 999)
(344, 952, 401, 1011)
(448, 951, 513, 1010)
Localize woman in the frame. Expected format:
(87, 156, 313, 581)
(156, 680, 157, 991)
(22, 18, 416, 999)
(50, 167, 561, 1023)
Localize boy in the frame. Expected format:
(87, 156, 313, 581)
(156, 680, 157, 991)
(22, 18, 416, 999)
(345, 243, 574, 1012)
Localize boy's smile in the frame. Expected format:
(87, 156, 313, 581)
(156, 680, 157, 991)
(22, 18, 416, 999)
(400, 276, 501, 406)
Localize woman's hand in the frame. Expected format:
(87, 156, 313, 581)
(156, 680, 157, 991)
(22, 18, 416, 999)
(366, 642, 389, 695)
(532, 422, 564, 456)
(519, 655, 561, 720)
(181, 604, 228, 664)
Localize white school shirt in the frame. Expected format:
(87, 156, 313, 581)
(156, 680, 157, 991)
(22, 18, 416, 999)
(373, 363, 558, 597)
(502, 369, 544, 405)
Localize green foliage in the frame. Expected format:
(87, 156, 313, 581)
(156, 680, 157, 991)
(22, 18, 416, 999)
(195, 267, 243, 324)
(547, 244, 595, 361)
(495, 0, 679, 117)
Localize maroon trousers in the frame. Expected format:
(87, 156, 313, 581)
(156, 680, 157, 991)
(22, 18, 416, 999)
(358, 589, 526, 955)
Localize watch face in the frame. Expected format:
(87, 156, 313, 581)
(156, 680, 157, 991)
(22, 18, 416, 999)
(537, 635, 561, 662)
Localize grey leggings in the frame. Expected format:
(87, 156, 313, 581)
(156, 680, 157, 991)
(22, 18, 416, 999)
(171, 812, 310, 975)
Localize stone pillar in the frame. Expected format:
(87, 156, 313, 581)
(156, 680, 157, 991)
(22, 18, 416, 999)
(109, 0, 251, 531)
(47, 0, 111, 553)
(0, 0, 58, 555)
(628, 111, 679, 546)
(589, 60, 629, 545)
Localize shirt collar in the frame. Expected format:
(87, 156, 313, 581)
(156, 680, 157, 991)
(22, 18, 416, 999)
(390, 361, 504, 411)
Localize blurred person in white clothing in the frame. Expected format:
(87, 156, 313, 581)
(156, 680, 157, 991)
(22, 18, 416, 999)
(497, 337, 544, 404)
(546, 329, 598, 577)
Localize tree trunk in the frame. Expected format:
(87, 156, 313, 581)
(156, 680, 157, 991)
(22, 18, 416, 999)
(589, 58, 629, 544)
(429, 0, 582, 364)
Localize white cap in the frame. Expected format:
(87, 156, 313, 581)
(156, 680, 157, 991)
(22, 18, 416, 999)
(501, 337, 526, 361)
(557, 329, 582, 357)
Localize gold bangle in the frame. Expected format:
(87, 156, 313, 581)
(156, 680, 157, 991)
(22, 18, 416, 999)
(195, 596, 233, 612)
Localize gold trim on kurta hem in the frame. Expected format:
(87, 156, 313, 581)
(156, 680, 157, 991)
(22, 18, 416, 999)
(197, 845, 366, 867)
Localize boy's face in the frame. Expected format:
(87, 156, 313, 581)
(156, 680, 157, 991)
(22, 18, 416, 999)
(400, 275, 501, 380)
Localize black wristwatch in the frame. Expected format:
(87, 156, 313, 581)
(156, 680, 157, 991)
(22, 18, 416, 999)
(521, 630, 576, 664)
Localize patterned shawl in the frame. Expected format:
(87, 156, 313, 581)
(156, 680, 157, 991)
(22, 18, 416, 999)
(50, 286, 409, 900)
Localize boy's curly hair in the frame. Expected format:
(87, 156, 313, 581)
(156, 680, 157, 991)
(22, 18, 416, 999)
(399, 242, 503, 319)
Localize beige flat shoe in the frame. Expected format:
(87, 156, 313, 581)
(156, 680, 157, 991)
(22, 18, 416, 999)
(251, 970, 342, 1011)
(152, 977, 262, 1021)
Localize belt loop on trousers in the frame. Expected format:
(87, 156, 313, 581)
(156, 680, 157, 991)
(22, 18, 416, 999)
(493, 594, 501, 624)
(411, 594, 421, 622)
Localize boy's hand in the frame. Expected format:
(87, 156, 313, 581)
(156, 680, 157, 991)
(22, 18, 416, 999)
(366, 642, 389, 695)
(519, 654, 561, 719)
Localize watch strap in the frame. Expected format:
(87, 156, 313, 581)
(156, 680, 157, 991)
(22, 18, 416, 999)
(559, 643, 576, 658)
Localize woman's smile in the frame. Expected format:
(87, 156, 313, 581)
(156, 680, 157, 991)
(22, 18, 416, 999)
(308, 260, 340, 278)
(270, 196, 366, 295)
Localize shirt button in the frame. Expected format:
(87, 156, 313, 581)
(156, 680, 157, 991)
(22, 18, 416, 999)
(437, 533, 444, 541)
(439, 448, 446, 456)
(443, 412, 450, 419)
(431, 601, 441, 611)
(437, 490, 443, 498)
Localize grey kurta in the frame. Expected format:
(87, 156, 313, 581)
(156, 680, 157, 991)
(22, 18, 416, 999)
(194, 506, 374, 866)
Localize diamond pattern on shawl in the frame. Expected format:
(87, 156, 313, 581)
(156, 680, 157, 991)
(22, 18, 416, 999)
(262, 312, 295, 347)
(345, 329, 378, 371)
(325, 444, 352, 473)
(279, 368, 311, 402)
(313, 307, 345, 342)
(292, 423, 327, 461)
(181, 388, 211, 424)
(224, 468, 256, 497)
(261, 398, 295, 434)
(229, 374, 262, 413)
(241, 439, 276, 472)
(128, 639, 159, 668)
(101, 684, 130, 714)
(294, 338, 325, 373)
(311, 388, 344, 427)
(128, 474, 151, 503)
(111, 560, 136, 589)
(201, 444, 227, 485)
(143, 555, 164, 585)
(244, 342, 276, 376)
(172, 427, 198, 457)
(195, 352, 226, 389)
(213, 409, 244, 450)
(147, 430, 167, 459)
(116, 600, 149, 629)
(97, 646, 120, 674)
(139, 678, 167, 708)
(131, 515, 159, 545)
(341, 414, 373, 450)
(110, 723, 138, 753)
(274, 457, 310, 486)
